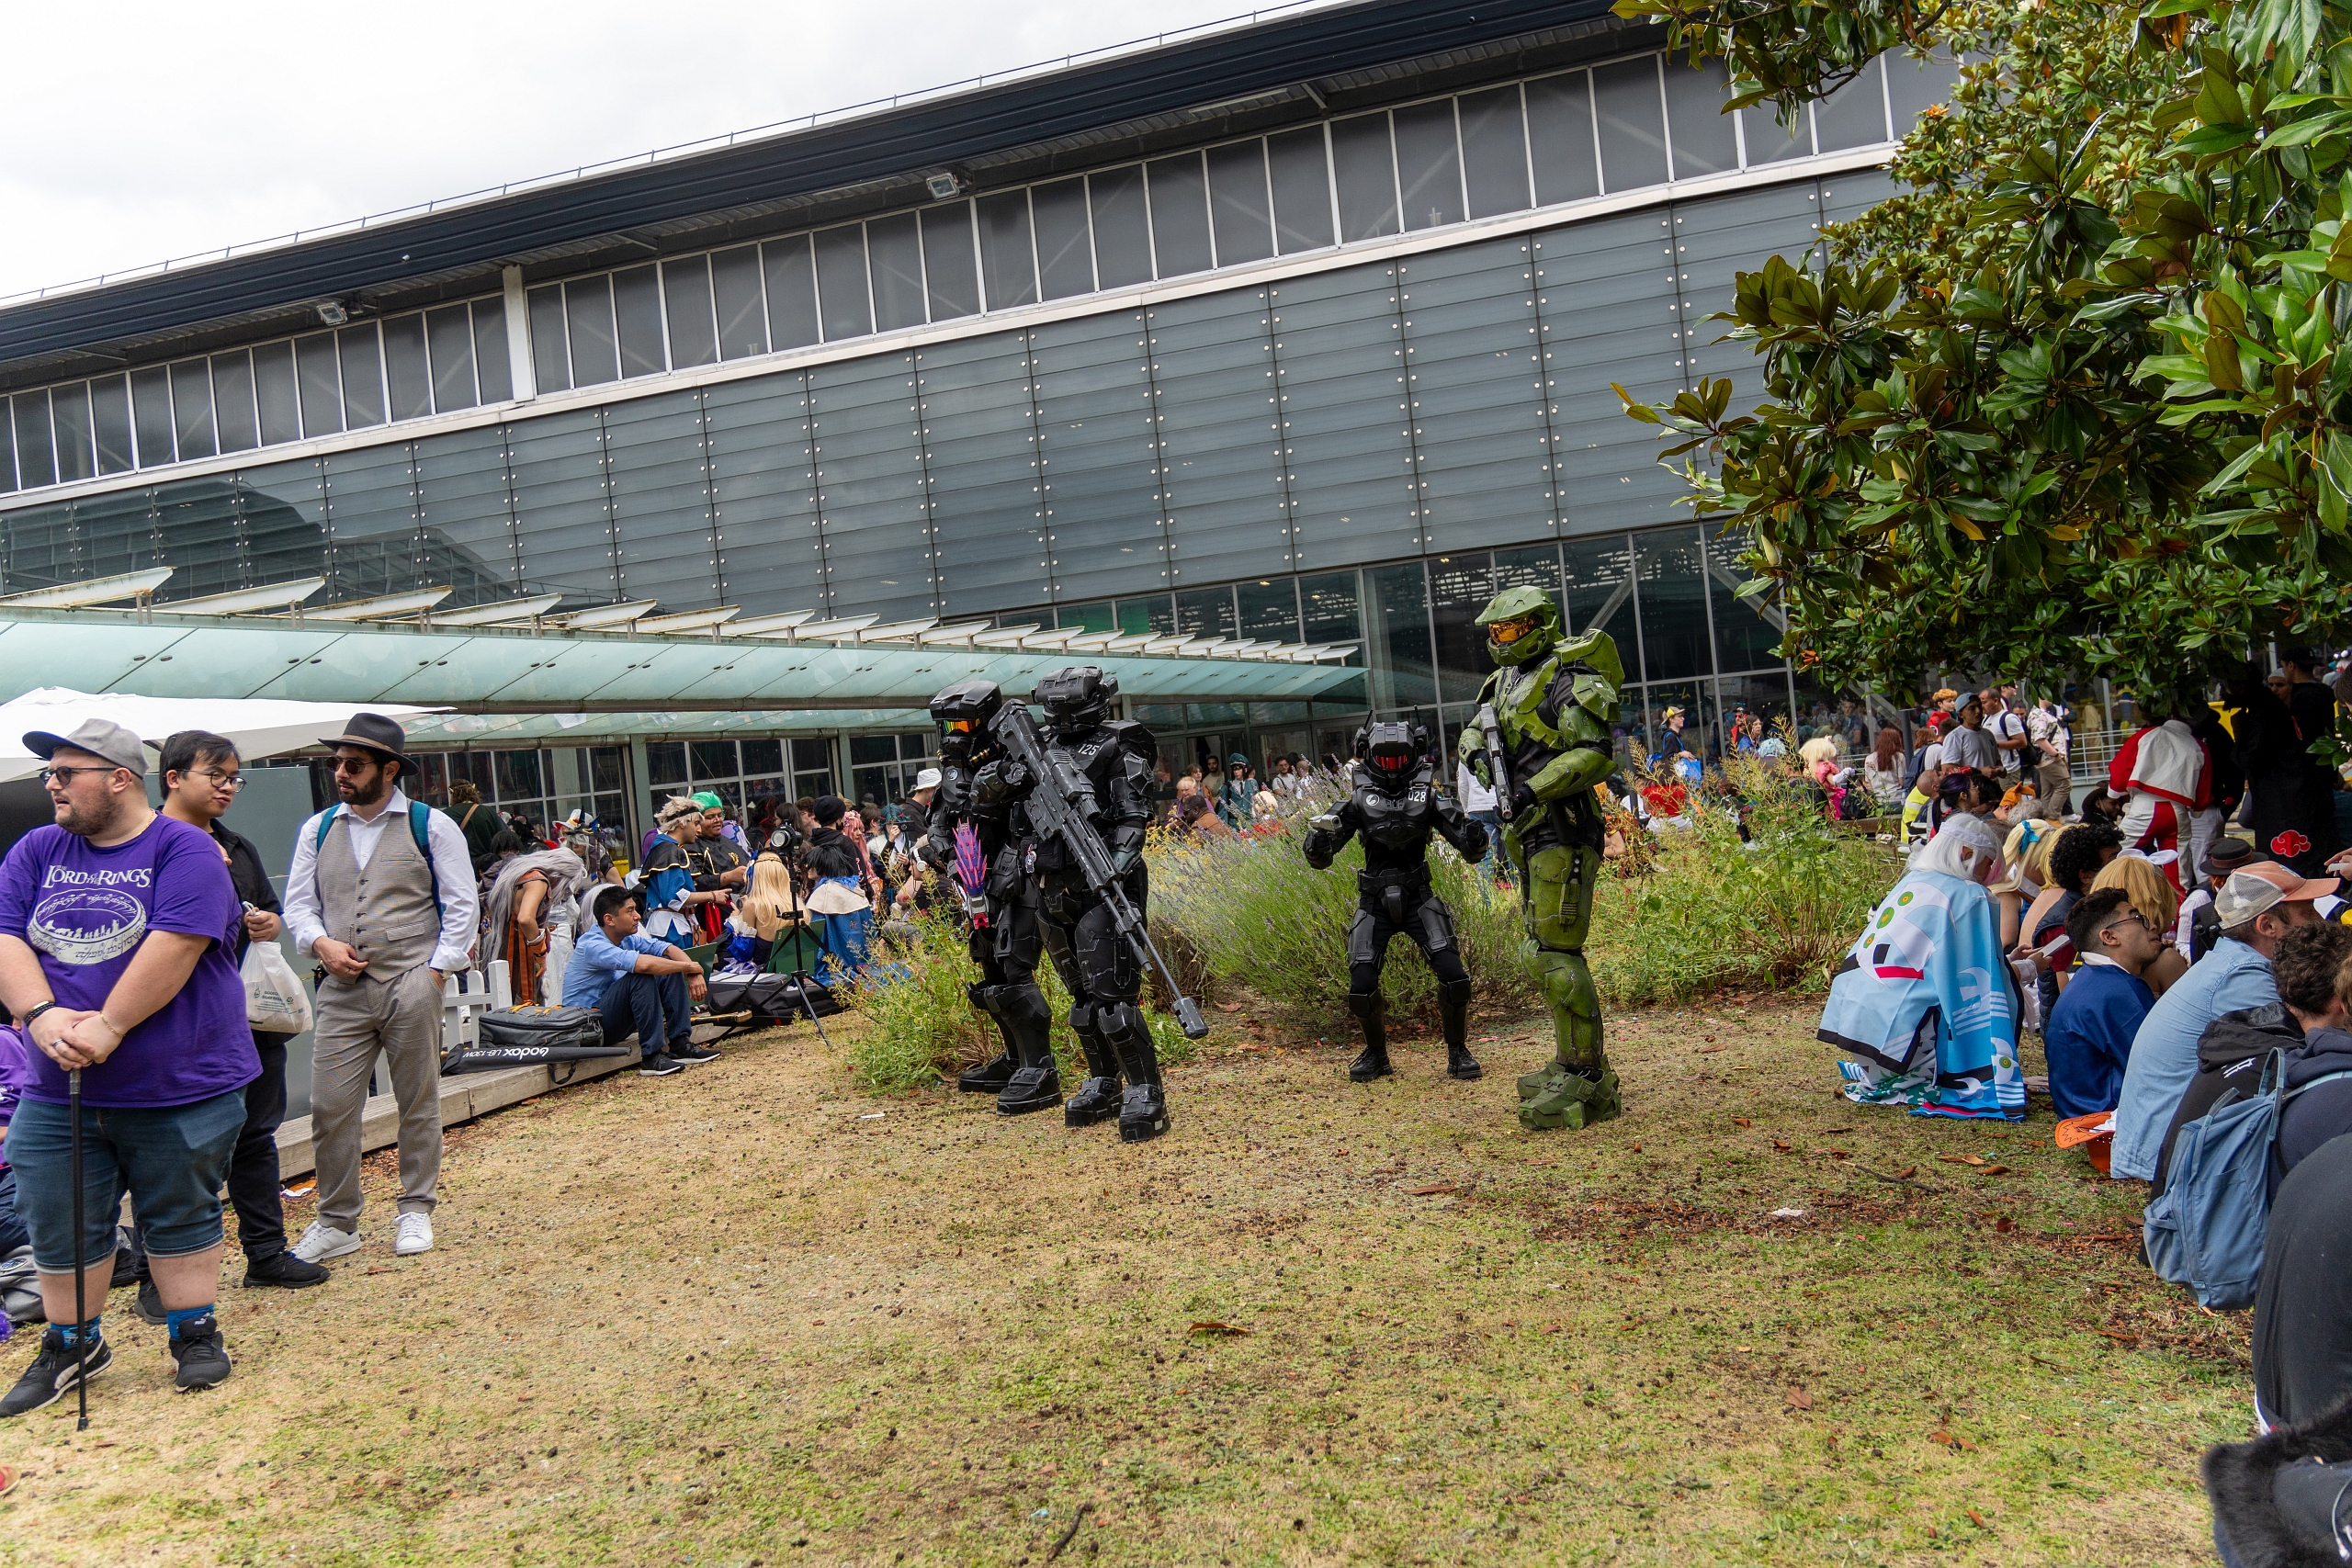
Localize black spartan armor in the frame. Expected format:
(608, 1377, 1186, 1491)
(1303, 721, 1489, 1082)
(922, 679, 1060, 1115)
(983, 666, 1171, 1142)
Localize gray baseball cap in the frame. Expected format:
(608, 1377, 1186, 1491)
(23, 717, 151, 775)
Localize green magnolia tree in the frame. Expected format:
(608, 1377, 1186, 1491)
(1613, 0, 2352, 711)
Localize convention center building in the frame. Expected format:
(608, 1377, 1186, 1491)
(0, 0, 1952, 835)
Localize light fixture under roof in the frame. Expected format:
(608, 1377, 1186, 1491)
(0, 567, 175, 609)
(147, 577, 326, 616)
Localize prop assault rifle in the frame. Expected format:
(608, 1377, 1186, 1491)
(989, 704, 1211, 1039)
(1475, 703, 1517, 822)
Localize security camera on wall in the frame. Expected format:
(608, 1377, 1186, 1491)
(924, 172, 965, 201)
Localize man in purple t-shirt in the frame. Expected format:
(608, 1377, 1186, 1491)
(0, 717, 255, 1416)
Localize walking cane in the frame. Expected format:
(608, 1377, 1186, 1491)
(68, 1066, 87, 1432)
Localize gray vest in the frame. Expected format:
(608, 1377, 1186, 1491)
(317, 809, 441, 979)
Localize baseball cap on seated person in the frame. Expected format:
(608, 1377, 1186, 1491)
(2214, 862, 2342, 927)
(22, 716, 152, 775)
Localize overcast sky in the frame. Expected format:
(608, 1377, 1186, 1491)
(0, 1, 1318, 302)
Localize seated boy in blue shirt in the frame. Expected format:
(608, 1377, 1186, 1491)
(2041, 886, 2165, 1118)
(563, 886, 712, 1077)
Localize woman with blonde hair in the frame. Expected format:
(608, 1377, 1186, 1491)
(722, 852, 810, 970)
(2091, 854, 2188, 995)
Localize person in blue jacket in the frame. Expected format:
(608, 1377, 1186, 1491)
(2041, 887, 2165, 1118)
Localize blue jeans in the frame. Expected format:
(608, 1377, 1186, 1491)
(6, 1090, 245, 1272)
(1469, 809, 1503, 875)
(599, 970, 692, 1054)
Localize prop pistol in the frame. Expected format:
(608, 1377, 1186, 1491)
(989, 703, 1211, 1039)
(1476, 703, 1516, 822)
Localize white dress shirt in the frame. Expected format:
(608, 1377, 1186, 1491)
(284, 786, 481, 975)
(1454, 761, 1498, 814)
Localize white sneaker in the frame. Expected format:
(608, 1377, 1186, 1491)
(393, 1213, 435, 1257)
(292, 1221, 361, 1263)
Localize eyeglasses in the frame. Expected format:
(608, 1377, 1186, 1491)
(39, 764, 126, 786)
(188, 769, 245, 791)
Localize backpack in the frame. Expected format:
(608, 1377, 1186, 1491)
(1904, 744, 1930, 793)
(2142, 1048, 2352, 1309)
(314, 801, 442, 915)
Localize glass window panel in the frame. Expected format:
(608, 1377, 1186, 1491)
(236, 458, 330, 587)
(209, 354, 256, 454)
(1207, 141, 1274, 265)
(1820, 169, 1899, 243)
(1029, 179, 1094, 301)
(130, 367, 174, 468)
(1366, 559, 1434, 711)
(867, 211, 929, 331)
(506, 407, 618, 606)
(253, 342, 300, 446)
(526, 286, 571, 393)
(689, 741, 739, 782)
(1634, 526, 1709, 682)
(496, 749, 544, 800)
(294, 333, 343, 437)
(1301, 570, 1362, 648)
(762, 236, 820, 350)
(1535, 213, 1686, 535)
(1117, 595, 1174, 635)
(1027, 310, 1165, 604)
(1459, 85, 1532, 219)
(590, 746, 626, 793)
(1396, 239, 1555, 556)
(322, 443, 418, 600)
(1887, 50, 1965, 130)
(1088, 167, 1153, 288)
(1525, 71, 1601, 205)
(705, 370, 820, 617)
(564, 277, 620, 388)
(1664, 55, 1741, 178)
(90, 377, 133, 474)
(1330, 113, 1400, 241)
(1148, 289, 1292, 581)
(0, 412, 13, 491)
(337, 326, 385, 428)
(50, 384, 94, 484)
(610, 266, 665, 379)
(607, 389, 718, 608)
(1393, 99, 1464, 231)
(849, 734, 895, 768)
(977, 191, 1038, 310)
(1147, 153, 1213, 277)
(151, 479, 240, 600)
(920, 205, 979, 321)
(1739, 103, 1813, 165)
(383, 316, 432, 421)
(1496, 542, 1564, 595)
(1057, 600, 1114, 633)
(916, 330, 1049, 618)
(472, 299, 513, 403)
(1175, 585, 1238, 640)
(662, 256, 719, 367)
(413, 423, 519, 607)
(808, 352, 934, 618)
(169, 360, 218, 457)
(13, 394, 55, 489)
(0, 498, 74, 581)
(1237, 578, 1300, 643)
(1267, 263, 1419, 570)
(72, 488, 160, 584)
(1705, 525, 1782, 671)
(1563, 532, 1638, 664)
(1430, 552, 1495, 704)
(646, 740, 687, 787)
(813, 226, 874, 341)
(741, 739, 783, 776)
(1595, 55, 1670, 192)
(711, 245, 768, 360)
(1268, 127, 1335, 253)
(1814, 54, 1889, 151)
(1673, 186, 1825, 404)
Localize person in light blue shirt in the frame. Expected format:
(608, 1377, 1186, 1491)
(563, 886, 711, 1077)
(2110, 862, 2334, 1179)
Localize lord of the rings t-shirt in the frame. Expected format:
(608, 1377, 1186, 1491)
(0, 814, 256, 1108)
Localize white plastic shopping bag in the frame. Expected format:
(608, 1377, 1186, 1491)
(243, 941, 314, 1033)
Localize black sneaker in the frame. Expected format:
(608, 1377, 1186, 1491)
(134, 1277, 166, 1325)
(638, 1053, 685, 1077)
(169, 1317, 232, 1393)
(1349, 1045, 1394, 1083)
(669, 1043, 721, 1066)
(0, 1329, 111, 1417)
(243, 1251, 332, 1290)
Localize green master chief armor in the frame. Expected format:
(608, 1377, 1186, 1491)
(1458, 584, 1624, 1131)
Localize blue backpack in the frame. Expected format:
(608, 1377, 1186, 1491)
(2143, 1049, 2352, 1309)
(313, 801, 443, 915)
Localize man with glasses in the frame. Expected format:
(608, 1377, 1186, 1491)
(2041, 887, 2166, 1120)
(0, 718, 254, 1414)
(282, 714, 478, 1264)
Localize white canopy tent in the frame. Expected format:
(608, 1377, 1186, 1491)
(0, 689, 439, 784)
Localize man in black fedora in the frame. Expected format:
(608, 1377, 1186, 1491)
(280, 713, 476, 1264)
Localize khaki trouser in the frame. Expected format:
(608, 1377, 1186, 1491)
(2037, 757, 2072, 815)
(308, 963, 443, 1232)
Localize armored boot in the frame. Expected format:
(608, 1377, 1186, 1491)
(1346, 989, 1393, 1082)
(1438, 973, 1479, 1080)
(1516, 1064, 1622, 1131)
(1061, 1004, 1125, 1128)
(1516, 941, 1616, 1129)
(956, 984, 1017, 1092)
(993, 984, 1063, 1116)
(1102, 1003, 1170, 1144)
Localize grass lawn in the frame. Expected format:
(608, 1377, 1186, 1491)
(0, 995, 2243, 1566)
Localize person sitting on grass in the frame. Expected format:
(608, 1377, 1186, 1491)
(561, 885, 712, 1078)
(2091, 853, 2190, 997)
(2041, 889, 2165, 1120)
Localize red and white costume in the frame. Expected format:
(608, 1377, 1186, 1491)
(2107, 719, 2211, 893)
